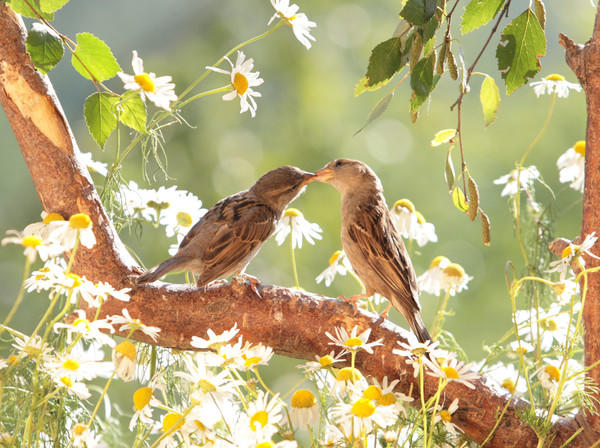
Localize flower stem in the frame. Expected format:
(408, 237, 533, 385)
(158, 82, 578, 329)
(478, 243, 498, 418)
(0, 257, 31, 336)
(176, 85, 232, 109)
(430, 290, 451, 339)
(289, 226, 300, 289)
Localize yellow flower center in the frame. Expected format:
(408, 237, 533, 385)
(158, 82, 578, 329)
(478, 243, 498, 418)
(552, 283, 566, 296)
(545, 73, 565, 81)
(336, 367, 362, 382)
(115, 341, 136, 361)
(502, 378, 516, 393)
(133, 387, 153, 411)
(63, 359, 80, 371)
(562, 246, 574, 259)
(541, 318, 558, 332)
(442, 366, 459, 379)
(60, 376, 73, 388)
(351, 398, 376, 418)
(378, 392, 396, 406)
(162, 412, 184, 433)
(329, 250, 343, 266)
(415, 211, 426, 224)
(574, 140, 586, 156)
(176, 211, 193, 228)
(439, 410, 452, 422)
(8, 355, 18, 365)
(345, 336, 364, 348)
(43, 212, 65, 224)
(197, 379, 217, 394)
(134, 73, 156, 92)
(393, 199, 415, 213)
(244, 356, 262, 367)
(430, 256, 449, 269)
(514, 346, 529, 356)
(66, 272, 82, 288)
(443, 263, 465, 280)
(232, 72, 249, 95)
(545, 365, 561, 382)
(284, 207, 302, 218)
(256, 442, 274, 448)
(69, 213, 92, 229)
(411, 345, 429, 357)
(73, 423, 87, 436)
(22, 235, 42, 247)
(319, 354, 334, 367)
(249, 410, 269, 430)
(194, 420, 206, 431)
(291, 389, 316, 409)
(362, 385, 382, 401)
(73, 318, 91, 331)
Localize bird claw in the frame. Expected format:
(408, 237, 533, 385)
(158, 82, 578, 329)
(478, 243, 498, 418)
(233, 273, 262, 298)
(337, 294, 366, 313)
(200, 278, 228, 289)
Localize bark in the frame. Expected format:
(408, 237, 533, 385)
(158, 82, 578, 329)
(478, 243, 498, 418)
(0, 4, 594, 446)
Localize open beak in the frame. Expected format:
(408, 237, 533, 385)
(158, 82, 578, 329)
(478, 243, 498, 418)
(313, 167, 334, 183)
(299, 171, 317, 187)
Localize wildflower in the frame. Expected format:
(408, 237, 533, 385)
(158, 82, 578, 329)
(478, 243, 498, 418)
(315, 250, 353, 287)
(1, 229, 57, 262)
(538, 361, 562, 393)
(206, 51, 264, 117)
(325, 325, 383, 355)
(432, 398, 461, 438)
(79, 280, 131, 308)
(548, 233, 600, 280)
(53, 375, 91, 400)
(557, 141, 585, 192)
(331, 366, 366, 396)
(177, 356, 240, 406)
(241, 343, 274, 369)
(290, 389, 319, 429)
(441, 262, 472, 295)
(47, 343, 112, 382)
(12, 334, 53, 363)
(299, 350, 344, 373)
(425, 357, 479, 389)
(390, 199, 437, 246)
(54, 309, 116, 348)
(530, 74, 581, 98)
(418, 256, 451, 296)
(113, 341, 136, 381)
(365, 376, 413, 417)
(129, 375, 164, 430)
(118, 181, 151, 219)
(108, 308, 161, 341)
(269, 0, 317, 49)
(72, 423, 103, 448)
(118, 50, 177, 111)
(47, 212, 96, 250)
(515, 304, 576, 351)
(508, 340, 535, 357)
(414, 211, 438, 246)
(494, 165, 541, 197)
(274, 208, 322, 249)
(190, 323, 240, 351)
(553, 278, 580, 305)
(22, 211, 65, 241)
(79, 152, 108, 177)
(394, 339, 446, 377)
(484, 362, 527, 395)
(246, 391, 284, 438)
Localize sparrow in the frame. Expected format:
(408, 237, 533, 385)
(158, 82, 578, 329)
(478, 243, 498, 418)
(314, 158, 431, 343)
(136, 166, 316, 286)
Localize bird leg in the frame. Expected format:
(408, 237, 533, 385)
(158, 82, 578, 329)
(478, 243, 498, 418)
(199, 278, 229, 289)
(379, 303, 393, 320)
(337, 293, 368, 313)
(232, 273, 262, 298)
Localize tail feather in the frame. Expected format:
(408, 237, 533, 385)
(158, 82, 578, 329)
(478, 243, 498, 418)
(136, 257, 190, 284)
(408, 312, 432, 343)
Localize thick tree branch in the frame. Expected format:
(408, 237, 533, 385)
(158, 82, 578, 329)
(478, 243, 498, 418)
(0, 4, 591, 446)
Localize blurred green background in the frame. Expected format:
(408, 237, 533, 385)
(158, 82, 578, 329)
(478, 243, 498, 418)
(0, 0, 592, 432)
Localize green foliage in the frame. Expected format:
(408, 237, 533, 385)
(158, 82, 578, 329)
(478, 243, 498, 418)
(354, 75, 391, 96)
(7, 0, 54, 20)
(461, 0, 505, 34)
(84, 92, 118, 148)
(25, 23, 64, 75)
(365, 37, 406, 86)
(354, 92, 394, 135)
(400, 0, 436, 26)
(39, 0, 70, 13)
(409, 55, 439, 115)
(71, 32, 121, 82)
(118, 93, 147, 133)
(480, 75, 500, 126)
(496, 9, 546, 95)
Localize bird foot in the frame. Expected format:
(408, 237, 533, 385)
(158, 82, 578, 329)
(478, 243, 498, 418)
(378, 304, 393, 321)
(337, 293, 367, 313)
(199, 278, 228, 289)
(233, 273, 262, 298)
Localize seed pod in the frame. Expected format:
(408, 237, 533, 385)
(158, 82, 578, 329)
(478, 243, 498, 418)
(410, 33, 423, 70)
(480, 209, 491, 246)
(447, 49, 458, 80)
(437, 37, 448, 75)
(467, 174, 479, 221)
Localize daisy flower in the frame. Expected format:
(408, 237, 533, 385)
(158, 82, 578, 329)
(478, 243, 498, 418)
(79, 280, 131, 308)
(325, 325, 383, 355)
(441, 262, 472, 296)
(413, 210, 438, 246)
(418, 256, 450, 296)
(274, 208, 322, 249)
(108, 308, 161, 341)
(53, 309, 115, 348)
(191, 323, 240, 351)
(331, 366, 366, 396)
(22, 211, 65, 241)
(1, 229, 56, 262)
(118, 50, 177, 111)
(390, 199, 419, 240)
(508, 340, 535, 357)
(393, 339, 446, 377)
(530, 74, 581, 98)
(112, 340, 136, 382)
(129, 374, 165, 431)
(432, 398, 461, 438)
(548, 233, 600, 280)
(537, 360, 562, 393)
(515, 304, 576, 351)
(241, 342, 274, 370)
(177, 356, 240, 406)
(290, 389, 319, 429)
(118, 181, 151, 218)
(245, 391, 284, 438)
(557, 140, 585, 192)
(299, 350, 344, 373)
(424, 357, 479, 389)
(553, 277, 580, 305)
(494, 165, 541, 198)
(46, 343, 112, 382)
(269, 0, 317, 49)
(71, 423, 103, 448)
(46, 212, 96, 250)
(484, 362, 527, 395)
(206, 51, 264, 117)
(364, 377, 413, 416)
(53, 375, 91, 400)
(12, 334, 53, 363)
(79, 151, 108, 177)
(315, 250, 353, 287)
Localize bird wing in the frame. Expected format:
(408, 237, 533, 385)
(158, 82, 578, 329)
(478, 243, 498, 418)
(346, 201, 422, 312)
(179, 193, 277, 283)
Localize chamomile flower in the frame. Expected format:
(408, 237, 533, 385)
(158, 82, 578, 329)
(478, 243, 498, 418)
(245, 391, 284, 438)
(206, 51, 264, 117)
(548, 233, 600, 280)
(129, 374, 165, 430)
(53, 309, 116, 348)
(441, 262, 472, 295)
(364, 377, 413, 417)
(190, 323, 240, 351)
(494, 165, 541, 198)
(424, 357, 479, 389)
(274, 208, 322, 249)
(290, 389, 319, 429)
(530, 74, 581, 98)
(315, 250, 353, 287)
(432, 398, 461, 438)
(22, 211, 65, 241)
(325, 325, 383, 355)
(553, 278, 580, 305)
(484, 362, 527, 395)
(47, 212, 96, 250)
(331, 366, 366, 396)
(71, 423, 104, 448)
(537, 361, 562, 393)
(79, 152, 108, 177)
(413, 210, 438, 246)
(118, 50, 177, 111)
(515, 304, 576, 351)
(177, 356, 240, 406)
(557, 141, 585, 192)
(108, 308, 161, 341)
(12, 334, 53, 363)
(112, 341, 136, 382)
(390, 199, 419, 240)
(393, 339, 445, 378)
(269, 0, 317, 49)
(1, 229, 54, 262)
(508, 340, 535, 357)
(53, 375, 91, 400)
(241, 343, 274, 370)
(418, 256, 451, 296)
(299, 350, 344, 373)
(47, 343, 112, 382)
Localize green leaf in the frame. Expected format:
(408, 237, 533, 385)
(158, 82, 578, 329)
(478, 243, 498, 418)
(366, 37, 408, 86)
(39, 0, 70, 13)
(72, 32, 121, 82)
(26, 23, 64, 75)
(7, 0, 54, 20)
(431, 128, 457, 146)
(461, 0, 505, 34)
(354, 76, 392, 97)
(444, 149, 455, 192)
(410, 56, 435, 97)
(400, 0, 436, 26)
(452, 187, 469, 213)
(118, 93, 147, 133)
(354, 93, 394, 136)
(480, 75, 500, 126)
(84, 92, 118, 148)
(496, 9, 546, 95)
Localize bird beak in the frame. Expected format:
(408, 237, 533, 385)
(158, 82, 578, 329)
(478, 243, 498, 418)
(313, 167, 334, 183)
(299, 171, 317, 187)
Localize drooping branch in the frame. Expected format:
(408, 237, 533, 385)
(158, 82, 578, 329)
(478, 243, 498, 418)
(0, 4, 592, 446)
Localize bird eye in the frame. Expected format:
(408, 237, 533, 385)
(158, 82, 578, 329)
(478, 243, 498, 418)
(335, 160, 343, 167)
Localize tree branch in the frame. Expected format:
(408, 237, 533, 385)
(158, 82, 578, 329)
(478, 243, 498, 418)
(0, 4, 591, 446)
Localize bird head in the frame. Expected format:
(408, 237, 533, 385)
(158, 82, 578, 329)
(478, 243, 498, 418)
(251, 166, 316, 212)
(314, 158, 382, 195)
